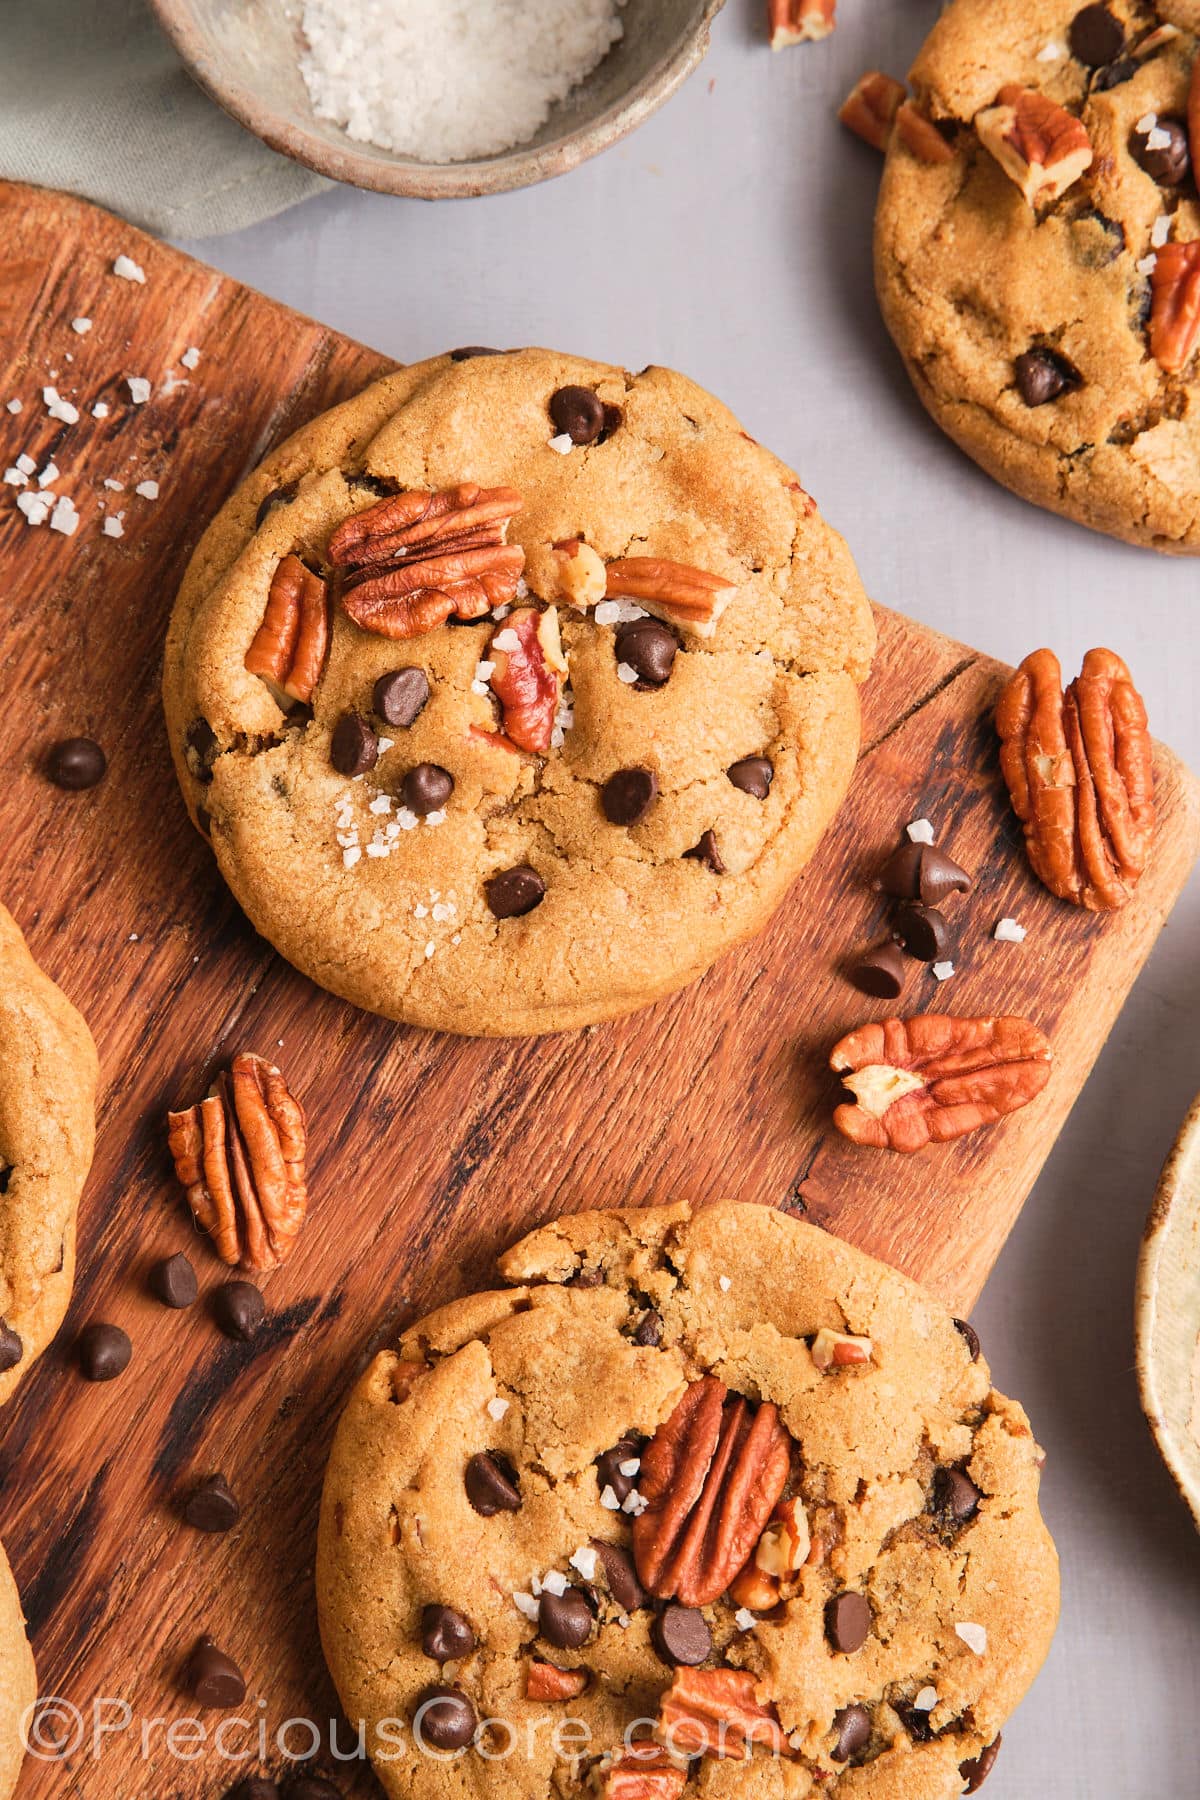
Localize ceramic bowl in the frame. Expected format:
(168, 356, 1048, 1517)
(1136, 1091, 1200, 1532)
(148, 0, 726, 200)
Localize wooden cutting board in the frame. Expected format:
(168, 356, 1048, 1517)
(0, 181, 1196, 1798)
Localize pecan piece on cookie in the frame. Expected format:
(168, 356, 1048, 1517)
(632, 1376, 791, 1606)
(975, 86, 1092, 205)
(996, 647, 1155, 910)
(830, 1015, 1052, 1152)
(1148, 240, 1200, 373)
(604, 558, 737, 640)
(604, 1746, 687, 1800)
(167, 1053, 308, 1270)
(658, 1668, 788, 1759)
(896, 101, 956, 164)
(839, 71, 907, 152)
(768, 0, 835, 48)
(245, 554, 330, 704)
(525, 1661, 588, 1701)
(488, 607, 567, 754)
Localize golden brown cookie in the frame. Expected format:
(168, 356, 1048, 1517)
(0, 1538, 35, 1800)
(317, 1201, 1059, 1799)
(875, 0, 1199, 552)
(163, 351, 874, 1035)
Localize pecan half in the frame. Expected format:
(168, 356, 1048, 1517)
(839, 71, 907, 152)
(975, 86, 1092, 205)
(488, 607, 567, 754)
(632, 1376, 791, 1606)
(167, 1053, 308, 1270)
(658, 1669, 788, 1759)
(245, 554, 330, 704)
(526, 1661, 588, 1702)
(768, 0, 835, 48)
(1148, 240, 1200, 373)
(604, 558, 737, 639)
(996, 647, 1155, 910)
(604, 1746, 687, 1800)
(329, 484, 525, 640)
(830, 1015, 1052, 1152)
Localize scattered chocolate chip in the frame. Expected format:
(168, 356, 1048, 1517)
(77, 1322, 131, 1382)
(684, 830, 725, 874)
(185, 1636, 247, 1708)
(213, 1280, 265, 1341)
(0, 1321, 22, 1373)
(282, 1779, 342, 1800)
(878, 841, 924, 898)
(539, 1586, 593, 1649)
(825, 1591, 871, 1654)
(632, 1308, 662, 1347)
(485, 865, 545, 919)
(330, 712, 378, 778)
(349, 473, 394, 499)
(954, 1317, 982, 1362)
(414, 1684, 477, 1750)
(402, 763, 454, 815)
(465, 1450, 521, 1516)
(915, 846, 972, 905)
(185, 1474, 241, 1534)
(653, 1603, 711, 1666)
(186, 717, 218, 783)
(850, 942, 906, 1000)
(1068, 2, 1124, 64)
(727, 755, 773, 799)
(569, 1266, 604, 1288)
(602, 767, 658, 826)
(225, 1778, 279, 1800)
(589, 1540, 646, 1612)
(897, 1701, 937, 1744)
(46, 737, 106, 790)
(150, 1252, 198, 1309)
(422, 1604, 476, 1662)
(932, 1466, 981, 1524)
(895, 902, 952, 963)
(374, 667, 430, 728)
(596, 1435, 641, 1505)
(255, 480, 300, 529)
(960, 1737, 1002, 1793)
(1090, 55, 1135, 89)
(614, 618, 677, 687)
(449, 346, 501, 362)
(1015, 348, 1080, 407)
(831, 1703, 872, 1762)
(1131, 116, 1190, 185)
(549, 385, 607, 446)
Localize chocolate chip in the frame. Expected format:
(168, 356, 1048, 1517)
(895, 903, 952, 963)
(632, 1308, 662, 1347)
(422, 1604, 476, 1661)
(653, 1603, 711, 1666)
(915, 846, 972, 905)
(727, 756, 773, 799)
(225, 1778, 279, 1800)
(282, 1780, 342, 1800)
(1131, 117, 1190, 185)
(414, 1685, 477, 1750)
(213, 1280, 265, 1341)
(932, 1465, 981, 1524)
(185, 1636, 247, 1708)
(77, 1322, 131, 1381)
(539, 1586, 593, 1649)
(465, 1450, 521, 1516)
(589, 1539, 646, 1612)
(614, 618, 677, 687)
(374, 667, 430, 728)
(960, 1737, 1002, 1793)
(186, 717, 218, 783)
(185, 1474, 241, 1534)
(1068, 3, 1124, 64)
(402, 763, 454, 815)
(331, 712, 378, 777)
(897, 1701, 937, 1743)
(449, 346, 501, 362)
(1015, 348, 1080, 407)
(684, 830, 725, 874)
(569, 1266, 604, 1288)
(850, 942, 906, 1000)
(954, 1317, 981, 1361)
(831, 1703, 872, 1762)
(549, 385, 607, 446)
(878, 841, 924, 898)
(825, 1591, 871, 1653)
(601, 403, 624, 439)
(46, 737, 106, 790)
(0, 1321, 22, 1373)
(596, 1434, 641, 1504)
(485, 865, 545, 919)
(602, 767, 658, 826)
(255, 480, 300, 529)
(1090, 55, 1135, 89)
(150, 1252, 198, 1309)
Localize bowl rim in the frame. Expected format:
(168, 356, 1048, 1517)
(147, 0, 726, 200)
(1135, 1088, 1200, 1534)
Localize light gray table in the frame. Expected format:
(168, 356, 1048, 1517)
(184, 5, 1200, 1792)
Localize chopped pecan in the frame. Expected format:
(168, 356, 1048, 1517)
(329, 484, 525, 639)
(896, 102, 956, 164)
(755, 1496, 810, 1574)
(728, 1564, 780, 1611)
(604, 1746, 687, 1800)
(632, 1376, 791, 1606)
(488, 607, 567, 754)
(554, 538, 608, 608)
(245, 554, 330, 704)
(975, 86, 1092, 205)
(526, 1661, 588, 1702)
(839, 71, 906, 152)
(167, 1053, 308, 1270)
(605, 558, 737, 640)
(830, 1015, 1052, 1152)
(996, 647, 1155, 910)
(811, 1328, 873, 1371)
(658, 1668, 788, 1759)
(1148, 240, 1200, 373)
(768, 0, 835, 48)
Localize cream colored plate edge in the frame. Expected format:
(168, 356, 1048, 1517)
(1136, 1091, 1200, 1533)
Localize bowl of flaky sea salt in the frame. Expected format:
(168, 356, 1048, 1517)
(150, 0, 725, 198)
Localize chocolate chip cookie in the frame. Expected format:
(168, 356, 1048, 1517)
(0, 904, 98, 1406)
(875, 0, 1200, 551)
(0, 1538, 34, 1800)
(163, 351, 874, 1035)
(317, 1202, 1058, 1799)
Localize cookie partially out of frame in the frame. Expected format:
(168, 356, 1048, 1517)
(0, 903, 98, 1406)
(0, 1540, 34, 1800)
(317, 1201, 1059, 1800)
(164, 350, 874, 1036)
(876, 0, 1200, 552)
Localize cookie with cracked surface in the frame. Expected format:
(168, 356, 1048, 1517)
(875, 0, 1200, 552)
(0, 1540, 34, 1800)
(316, 1201, 1058, 1800)
(163, 350, 874, 1035)
(0, 903, 98, 1406)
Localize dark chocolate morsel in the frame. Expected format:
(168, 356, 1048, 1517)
(831, 1703, 872, 1762)
(601, 403, 624, 439)
(185, 1474, 241, 1534)
(374, 667, 430, 728)
(878, 841, 924, 898)
(255, 479, 300, 528)
(849, 942, 906, 1000)
(1068, 3, 1124, 65)
(727, 756, 773, 799)
(465, 1451, 521, 1516)
(601, 767, 658, 827)
(932, 1465, 981, 1524)
(151, 1252, 198, 1309)
(954, 1317, 982, 1362)
(632, 1308, 662, 1347)
(77, 1322, 131, 1382)
(895, 903, 952, 963)
(213, 1280, 266, 1341)
(413, 1685, 477, 1750)
(916, 846, 972, 905)
(684, 830, 725, 874)
(449, 346, 502, 362)
(1131, 117, 1190, 186)
(402, 763, 454, 816)
(330, 712, 378, 777)
(653, 1603, 711, 1667)
(596, 1436, 641, 1505)
(185, 1637, 247, 1708)
(549, 385, 607, 447)
(614, 618, 677, 687)
(825, 1591, 871, 1654)
(422, 1604, 476, 1662)
(589, 1539, 646, 1612)
(485, 865, 545, 919)
(960, 1736, 1002, 1793)
(1015, 348, 1080, 407)
(538, 1586, 594, 1650)
(1090, 55, 1135, 90)
(47, 737, 106, 790)
(0, 1321, 23, 1373)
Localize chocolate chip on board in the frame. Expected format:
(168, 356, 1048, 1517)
(825, 1591, 872, 1653)
(422, 1604, 476, 1662)
(538, 1586, 594, 1649)
(46, 737, 106, 790)
(549, 385, 607, 446)
(831, 1703, 872, 1762)
(914, 846, 972, 905)
(0, 1321, 22, 1373)
(485, 865, 545, 919)
(850, 942, 906, 999)
(330, 712, 378, 777)
(589, 1539, 646, 1612)
(77, 1322, 132, 1382)
(1068, 2, 1124, 65)
(727, 755, 774, 799)
(602, 767, 658, 827)
(895, 902, 952, 963)
(213, 1280, 266, 1341)
(402, 763, 454, 816)
(184, 1474, 241, 1534)
(465, 1450, 521, 1516)
(373, 667, 430, 728)
(653, 1603, 711, 1666)
(185, 1637, 247, 1708)
(150, 1252, 198, 1309)
(614, 618, 677, 687)
(413, 1685, 477, 1750)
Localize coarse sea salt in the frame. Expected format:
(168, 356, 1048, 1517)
(126, 377, 151, 406)
(907, 817, 935, 844)
(297, 0, 627, 164)
(181, 346, 201, 370)
(72, 317, 92, 335)
(6, 399, 21, 415)
(994, 917, 1026, 943)
(112, 254, 146, 283)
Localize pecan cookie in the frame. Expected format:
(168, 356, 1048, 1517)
(875, 0, 1200, 552)
(0, 1539, 34, 1800)
(317, 1202, 1058, 1799)
(163, 351, 874, 1035)
(0, 904, 98, 1406)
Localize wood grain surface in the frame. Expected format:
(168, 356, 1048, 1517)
(0, 181, 1196, 1799)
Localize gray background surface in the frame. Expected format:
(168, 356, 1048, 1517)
(181, 3, 1200, 1791)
